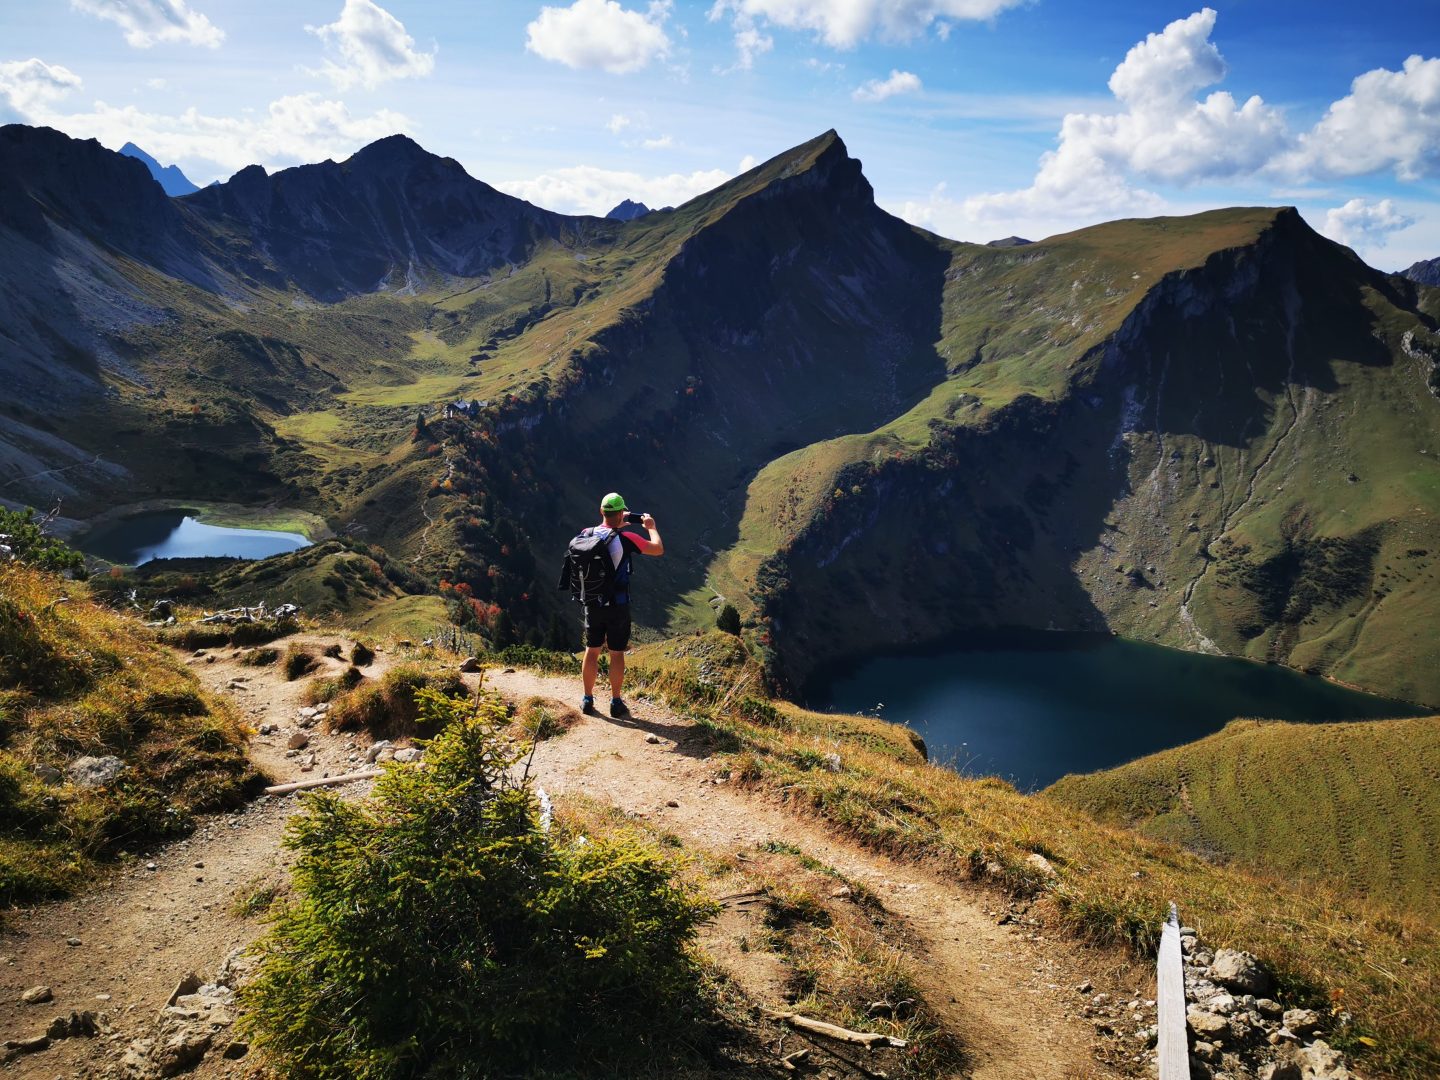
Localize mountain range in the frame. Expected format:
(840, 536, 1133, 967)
(3, 122, 1439, 703)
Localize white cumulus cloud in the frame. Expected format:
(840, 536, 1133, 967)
(606, 113, 632, 134)
(709, 0, 1023, 51)
(307, 0, 436, 90)
(1288, 55, 1440, 182)
(70, 0, 223, 49)
(852, 69, 920, 102)
(1321, 197, 1416, 249)
(963, 9, 1287, 224)
(0, 58, 84, 123)
(526, 0, 672, 75)
(499, 155, 752, 215)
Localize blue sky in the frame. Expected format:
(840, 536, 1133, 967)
(1, 0, 1437, 269)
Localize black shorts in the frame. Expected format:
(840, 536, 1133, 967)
(582, 602, 632, 651)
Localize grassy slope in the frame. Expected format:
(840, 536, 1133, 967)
(619, 633, 1440, 1079)
(0, 563, 254, 903)
(1044, 716, 1440, 916)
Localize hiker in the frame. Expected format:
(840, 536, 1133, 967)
(558, 492, 663, 717)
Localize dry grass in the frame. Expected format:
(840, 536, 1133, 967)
(513, 696, 580, 741)
(620, 632, 1440, 1079)
(324, 662, 466, 740)
(1046, 716, 1440, 917)
(554, 796, 963, 1078)
(0, 563, 254, 904)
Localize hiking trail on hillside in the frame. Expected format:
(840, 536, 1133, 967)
(1, 639, 1153, 1078)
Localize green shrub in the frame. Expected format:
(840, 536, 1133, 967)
(716, 603, 741, 635)
(244, 689, 716, 1078)
(0, 507, 85, 577)
(495, 643, 580, 675)
(284, 644, 317, 681)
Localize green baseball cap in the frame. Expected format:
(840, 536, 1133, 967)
(600, 492, 628, 512)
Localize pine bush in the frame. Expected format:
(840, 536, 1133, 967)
(244, 689, 716, 1078)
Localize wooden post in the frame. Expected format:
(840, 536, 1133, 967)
(1156, 902, 1191, 1080)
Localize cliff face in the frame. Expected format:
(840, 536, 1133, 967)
(753, 209, 1440, 704)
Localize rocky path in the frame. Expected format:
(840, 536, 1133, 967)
(486, 667, 1147, 1080)
(2, 645, 1152, 1078)
(0, 638, 395, 1078)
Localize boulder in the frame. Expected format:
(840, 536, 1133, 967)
(1187, 1007, 1230, 1041)
(34, 764, 62, 785)
(393, 747, 423, 764)
(1209, 948, 1272, 995)
(459, 656, 482, 673)
(364, 739, 393, 763)
(20, 986, 52, 1005)
(1283, 1008, 1322, 1038)
(67, 755, 127, 788)
(1279, 1039, 1351, 1080)
(287, 732, 309, 750)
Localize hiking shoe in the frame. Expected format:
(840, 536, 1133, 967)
(581, 695, 597, 716)
(609, 697, 630, 718)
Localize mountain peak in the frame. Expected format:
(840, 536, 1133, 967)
(606, 199, 650, 221)
(119, 141, 200, 196)
(345, 133, 452, 173)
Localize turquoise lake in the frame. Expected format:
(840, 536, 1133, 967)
(81, 510, 310, 565)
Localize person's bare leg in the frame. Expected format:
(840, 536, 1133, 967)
(608, 650, 625, 698)
(583, 646, 602, 697)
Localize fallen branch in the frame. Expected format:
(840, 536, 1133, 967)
(779, 1048, 810, 1071)
(761, 1007, 907, 1049)
(264, 769, 381, 796)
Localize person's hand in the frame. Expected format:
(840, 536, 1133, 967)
(641, 513, 656, 530)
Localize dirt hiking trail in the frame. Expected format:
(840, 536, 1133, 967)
(1, 641, 1153, 1078)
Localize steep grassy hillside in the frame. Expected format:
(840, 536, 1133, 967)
(1044, 716, 1440, 916)
(0, 562, 254, 903)
(734, 209, 1440, 702)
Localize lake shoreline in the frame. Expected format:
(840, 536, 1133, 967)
(808, 628, 1428, 792)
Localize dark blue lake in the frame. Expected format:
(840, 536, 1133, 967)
(81, 511, 310, 565)
(809, 632, 1425, 791)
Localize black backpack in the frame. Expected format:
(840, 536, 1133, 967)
(557, 527, 622, 604)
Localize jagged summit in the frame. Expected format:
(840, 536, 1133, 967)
(119, 142, 200, 196)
